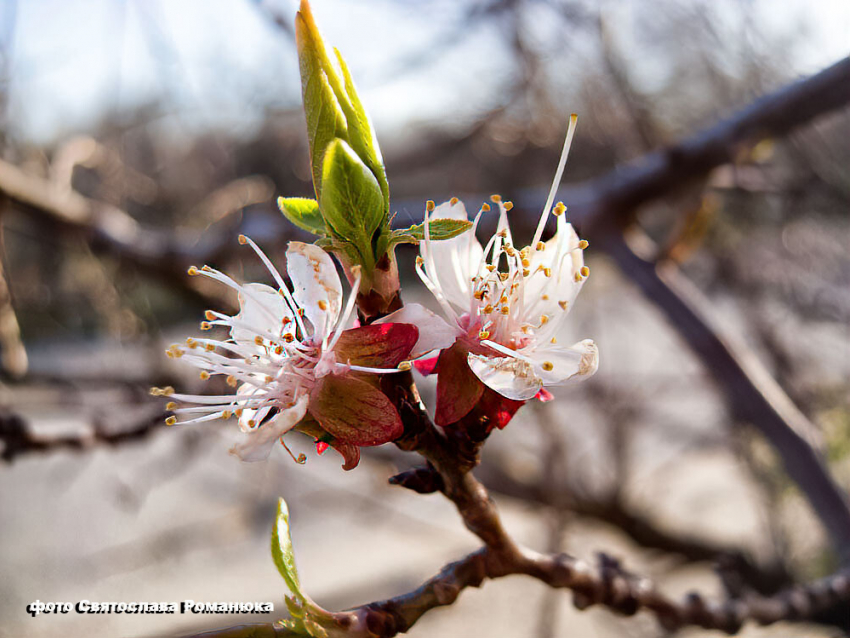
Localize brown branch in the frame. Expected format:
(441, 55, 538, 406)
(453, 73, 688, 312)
(184, 543, 850, 638)
(568, 55, 850, 232)
(0, 157, 277, 309)
(600, 231, 850, 561)
(0, 206, 27, 378)
(0, 410, 167, 462)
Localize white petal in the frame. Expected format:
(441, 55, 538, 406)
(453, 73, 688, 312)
(467, 353, 542, 401)
(423, 201, 483, 310)
(531, 339, 598, 386)
(286, 242, 343, 339)
(229, 394, 309, 462)
(232, 283, 293, 348)
(377, 303, 460, 357)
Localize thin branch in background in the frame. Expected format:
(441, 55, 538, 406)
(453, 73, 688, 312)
(0, 205, 27, 377)
(602, 230, 850, 561)
(0, 409, 167, 462)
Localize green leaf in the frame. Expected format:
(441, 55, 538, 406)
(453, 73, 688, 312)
(333, 48, 389, 213)
(272, 498, 309, 604)
(278, 197, 326, 235)
(320, 139, 384, 258)
(391, 218, 473, 245)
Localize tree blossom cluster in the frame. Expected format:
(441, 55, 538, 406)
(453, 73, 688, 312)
(155, 176, 597, 469)
(151, 3, 597, 469)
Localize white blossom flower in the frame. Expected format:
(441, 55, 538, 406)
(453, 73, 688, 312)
(382, 115, 598, 423)
(153, 237, 418, 467)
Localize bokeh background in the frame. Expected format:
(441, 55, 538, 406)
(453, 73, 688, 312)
(1, 0, 849, 636)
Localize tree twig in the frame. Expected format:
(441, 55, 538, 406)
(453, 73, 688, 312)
(0, 410, 167, 462)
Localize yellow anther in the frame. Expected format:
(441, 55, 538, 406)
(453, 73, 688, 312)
(558, 300, 568, 310)
(205, 343, 215, 352)
(283, 333, 294, 343)
(500, 306, 510, 315)
(574, 272, 583, 282)
(247, 419, 256, 427)
(551, 337, 558, 344)
(499, 272, 509, 282)
(398, 361, 412, 371)
(486, 264, 496, 272)
(542, 361, 554, 372)
(536, 242, 545, 251)
(265, 375, 274, 383)
(542, 294, 549, 300)
(226, 375, 238, 387)
(504, 201, 514, 211)
(282, 316, 291, 325)
(200, 322, 212, 331)
(498, 229, 508, 238)
(580, 266, 590, 277)
(234, 409, 243, 418)
(450, 197, 459, 205)
(274, 345, 284, 355)
(318, 300, 328, 311)
(415, 256, 424, 267)
(553, 201, 566, 216)
(578, 239, 589, 250)
(165, 416, 177, 426)
(221, 411, 232, 419)
(473, 290, 485, 300)
(543, 267, 552, 277)
(482, 203, 491, 212)
(478, 330, 490, 339)
(238, 234, 248, 245)
(199, 371, 210, 380)
(522, 269, 530, 277)
(204, 310, 215, 321)
(165, 349, 174, 359)
(201, 265, 212, 272)
(521, 258, 530, 268)
(166, 402, 177, 410)
(490, 194, 502, 203)
(500, 295, 508, 304)
(187, 266, 199, 276)
(426, 200, 436, 212)
(483, 304, 494, 314)
(540, 314, 549, 324)
(252, 336, 263, 346)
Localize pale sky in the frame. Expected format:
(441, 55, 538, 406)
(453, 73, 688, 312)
(1, 0, 848, 146)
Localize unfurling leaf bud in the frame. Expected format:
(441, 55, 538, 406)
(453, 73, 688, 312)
(295, 0, 390, 264)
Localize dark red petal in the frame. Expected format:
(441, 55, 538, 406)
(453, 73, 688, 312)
(535, 388, 554, 403)
(413, 355, 439, 376)
(309, 375, 403, 446)
(333, 324, 419, 368)
(478, 387, 526, 430)
(435, 342, 484, 426)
